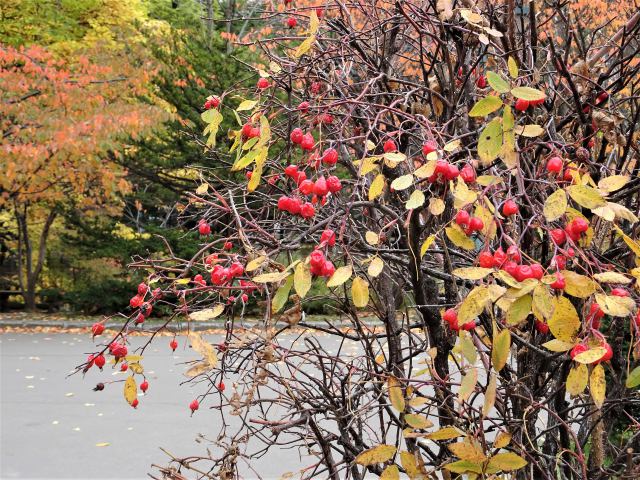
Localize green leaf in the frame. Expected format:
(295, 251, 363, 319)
(487, 72, 510, 93)
(511, 86, 546, 101)
(478, 118, 503, 164)
(469, 96, 503, 117)
(271, 275, 294, 313)
(236, 99, 258, 112)
(626, 366, 640, 388)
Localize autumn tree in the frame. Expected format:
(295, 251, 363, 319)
(81, 1, 640, 479)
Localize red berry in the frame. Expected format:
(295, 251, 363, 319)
(455, 210, 470, 227)
(321, 260, 335, 277)
(515, 265, 533, 282)
(198, 221, 211, 236)
(130, 294, 144, 308)
(611, 287, 629, 297)
(300, 133, 315, 151)
(298, 101, 310, 113)
(223, 241, 233, 250)
(515, 98, 530, 112)
(530, 263, 544, 280)
(140, 381, 149, 393)
(120, 363, 128, 372)
(596, 343, 613, 363)
(493, 248, 507, 267)
(502, 199, 519, 217)
(326, 175, 342, 193)
(506, 245, 521, 263)
(310, 250, 326, 269)
(442, 308, 458, 325)
(552, 255, 567, 270)
(503, 261, 518, 278)
(478, 251, 495, 268)
(476, 75, 487, 88)
(241, 293, 249, 303)
(460, 164, 476, 183)
(313, 176, 328, 196)
(550, 273, 566, 290)
(286, 17, 297, 28)
(189, 399, 199, 412)
(131, 398, 139, 409)
(284, 165, 299, 178)
(135, 313, 145, 324)
(299, 179, 314, 195)
(94, 354, 106, 369)
(218, 381, 226, 392)
(137, 283, 147, 295)
(383, 139, 397, 153)
(469, 217, 484, 232)
(320, 229, 336, 246)
(422, 140, 438, 156)
(550, 228, 566, 246)
(570, 217, 589, 234)
(300, 202, 315, 218)
(257, 77, 270, 89)
(241, 123, 253, 138)
(322, 147, 338, 165)
(290, 128, 304, 144)
(546, 156, 563, 173)
(170, 340, 178, 352)
(445, 164, 460, 180)
(462, 320, 476, 331)
(535, 320, 550, 334)
(229, 262, 244, 277)
(310, 81, 322, 94)
(595, 91, 609, 104)
(288, 198, 302, 215)
(91, 323, 105, 337)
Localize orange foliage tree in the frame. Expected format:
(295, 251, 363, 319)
(0, 44, 160, 309)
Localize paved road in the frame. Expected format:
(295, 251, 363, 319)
(1, 332, 334, 479)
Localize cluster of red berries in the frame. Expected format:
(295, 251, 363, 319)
(515, 96, 545, 112)
(241, 122, 261, 140)
(455, 210, 484, 235)
(203, 96, 220, 110)
(550, 217, 590, 245)
(277, 196, 316, 218)
(442, 308, 476, 331)
(428, 160, 460, 183)
(309, 250, 335, 277)
(298, 175, 342, 197)
(129, 283, 160, 323)
(290, 128, 315, 150)
(211, 261, 245, 286)
(86, 353, 106, 370)
(108, 341, 128, 359)
(298, 101, 310, 113)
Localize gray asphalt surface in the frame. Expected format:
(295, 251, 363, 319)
(1, 332, 320, 480)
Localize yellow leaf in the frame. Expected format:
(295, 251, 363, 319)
(445, 225, 476, 250)
(494, 431, 511, 449)
(253, 270, 290, 283)
(405, 414, 432, 429)
(594, 293, 635, 317)
(566, 363, 589, 395)
(400, 451, 422, 479)
(428, 197, 445, 215)
(189, 305, 225, 321)
(567, 185, 607, 210)
(542, 339, 576, 352)
(365, 231, 379, 245)
(515, 124, 544, 137)
(388, 376, 405, 412)
(615, 225, 640, 258)
(508, 56, 518, 78)
(444, 460, 484, 474)
(448, 438, 487, 463)
(492, 329, 511, 371)
(245, 255, 267, 272)
(247, 147, 267, 192)
(453, 267, 493, 280)
(458, 286, 491, 325)
(308, 9, 319, 34)
(460, 333, 477, 364)
(380, 465, 400, 480)
(483, 373, 497, 416)
(95, 442, 110, 447)
(184, 361, 212, 377)
(506, 294, 532, 325)
(271, 275, 293, 313)
(369, 173, 385, 200)
(560, 270, 597, 298)
(124, 376, 137, 406)
(368, 256, 384, 278)
(453, 178, 478, 209)
(444, 139, 461, 152)
(532, 284, 554, 321)
(189, 331, 218, 367)
(414, 160, 437, 179)
(511, 86, 545, 101)
(420, 235, 436, 258)
(487, 452, 528, 471)
(478, 118, 503, 164)
(355, 444, 397, 466)
(405, 190, 425, 210)
(390, 174, 413, 191)
(543, 189, 568, 222)
(384, 152, 407, 166)
(236, 99, 258, 112)
(548, 296, 581, 342)
(351, 277, 369, 308)
(590, 364, 606, 408)
(294, 262, 312, 298)
(598, 175, 629, 193)
(459, 367, 478, 403)
(573, 347, 608, 364)
(195, 183, 209, 195)
(327, 265, 353, 287)
(469, 95, 503, 117)
(293, 34, 316, 58)
(593, 272, 631, 284)
(476, 175, 502, 186)
(426, 426, 464, 441)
